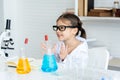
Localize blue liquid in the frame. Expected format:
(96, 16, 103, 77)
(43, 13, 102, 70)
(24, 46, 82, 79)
(41, 54, 58, 72)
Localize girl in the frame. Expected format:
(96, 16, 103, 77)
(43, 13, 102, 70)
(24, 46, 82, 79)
(52, 13, 88, 68)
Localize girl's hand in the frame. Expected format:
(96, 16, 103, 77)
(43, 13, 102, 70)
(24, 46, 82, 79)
(40, 42, 56, 54)
(59, 43, 69, 60)
(41, 42, 47, 50)
(40, 42, 47, 54)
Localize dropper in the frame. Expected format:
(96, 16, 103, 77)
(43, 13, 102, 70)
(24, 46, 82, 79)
(44, 35, 51, 54)
(24, 38, 28, 56)
(44, 35, 49, 48)
(21, 38, 28, 58)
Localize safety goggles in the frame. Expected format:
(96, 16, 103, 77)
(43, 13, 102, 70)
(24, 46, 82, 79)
(53, 25, 77, 31)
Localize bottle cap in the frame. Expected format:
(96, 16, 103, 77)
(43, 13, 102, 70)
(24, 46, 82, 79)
(24, 38, 28, 44)
(45, 35, 48, 41)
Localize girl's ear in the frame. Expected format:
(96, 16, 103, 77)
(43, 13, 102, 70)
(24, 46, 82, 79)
(72, 28, 78, 35)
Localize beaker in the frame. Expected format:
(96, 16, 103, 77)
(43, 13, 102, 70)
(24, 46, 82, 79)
(16, 48, 31, 74)
(41, 49, 58, 72)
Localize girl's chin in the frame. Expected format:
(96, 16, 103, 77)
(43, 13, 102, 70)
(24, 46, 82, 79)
(58, 38, 64, 41)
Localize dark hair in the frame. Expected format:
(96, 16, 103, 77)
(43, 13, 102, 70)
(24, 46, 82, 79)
(56, 13, 87, 39)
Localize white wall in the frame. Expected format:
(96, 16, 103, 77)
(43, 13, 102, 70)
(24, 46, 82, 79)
(0, 0, 4, 33)
(3, 0, 74, 59)
(2, 0, 120, 59)
(81, 18, 120, 58)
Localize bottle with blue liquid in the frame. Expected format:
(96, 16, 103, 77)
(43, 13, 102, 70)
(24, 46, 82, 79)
(41, 35, 58, 72)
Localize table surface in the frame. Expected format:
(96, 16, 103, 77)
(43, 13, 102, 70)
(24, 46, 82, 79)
(1, 66, 120, 80)
(0, 58, 120, 80)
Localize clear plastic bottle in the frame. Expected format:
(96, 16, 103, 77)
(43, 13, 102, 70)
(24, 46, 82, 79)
(16, 38, 31, 74)
(41, 35, 58, 72)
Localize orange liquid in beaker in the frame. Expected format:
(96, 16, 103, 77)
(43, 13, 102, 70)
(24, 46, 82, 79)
(16, 58, 31, 74)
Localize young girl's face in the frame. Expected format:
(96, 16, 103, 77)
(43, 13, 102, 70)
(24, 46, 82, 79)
(56, 19, 77, 41)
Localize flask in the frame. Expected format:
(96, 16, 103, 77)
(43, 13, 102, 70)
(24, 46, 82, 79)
(41, 35, 58, 72)
(16, 38, 31, 74)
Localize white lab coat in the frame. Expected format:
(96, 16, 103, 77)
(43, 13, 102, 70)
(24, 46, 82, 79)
(55, 36, 88, 69)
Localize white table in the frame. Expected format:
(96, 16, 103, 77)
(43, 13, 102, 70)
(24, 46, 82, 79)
(1, 58, 120, 80)
(0, 65, 120, 80)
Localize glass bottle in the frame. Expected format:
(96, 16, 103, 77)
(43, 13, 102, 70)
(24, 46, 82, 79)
(41, 35, 58, 72)
(113, 0, 119, 17)
(114, 1, 119, 9)
(16, 38, 31, 74)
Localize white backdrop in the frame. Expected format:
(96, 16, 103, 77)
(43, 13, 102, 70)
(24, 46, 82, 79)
(0, 0, 4, 33)
(3, 0, 74, 59)
(2, 0, 120, 59)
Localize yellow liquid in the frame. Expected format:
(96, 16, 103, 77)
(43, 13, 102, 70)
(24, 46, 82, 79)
(16, 58, 31, 74)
